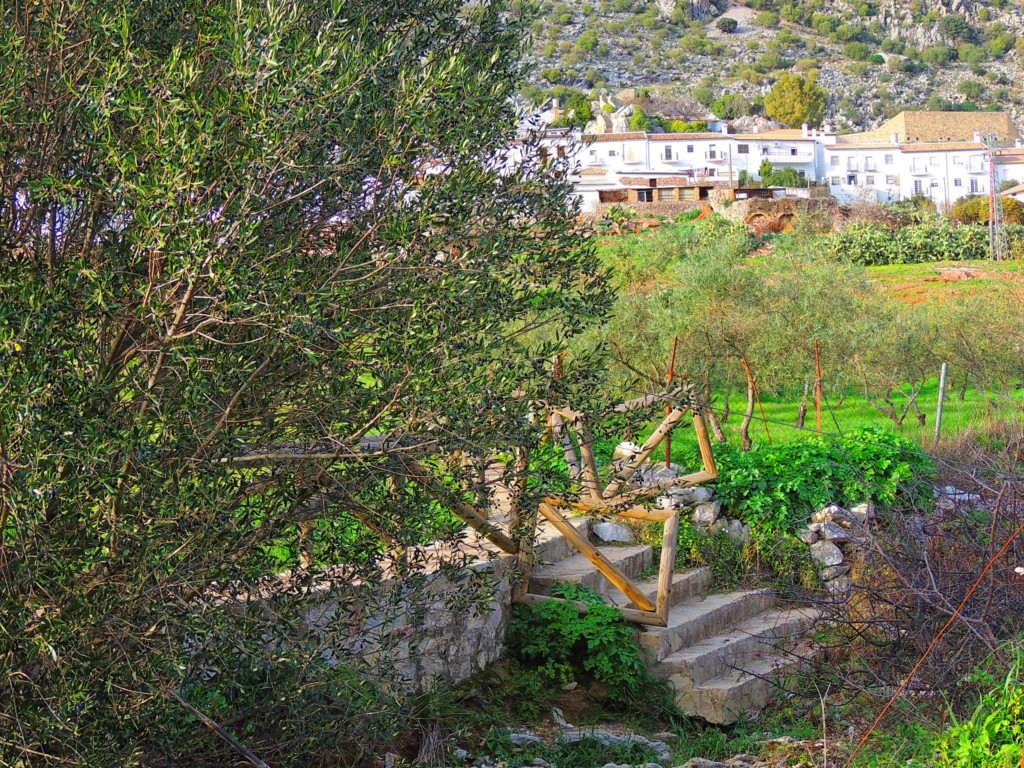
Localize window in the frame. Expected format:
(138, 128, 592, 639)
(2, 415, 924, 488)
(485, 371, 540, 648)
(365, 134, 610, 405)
(664, 146, 672, 160)
(865, 159, 876, 172)
(686, 144, 694, 154)
(847, 174, 858, 186)
(798, 170, 806, 178)
(708, 145, 717, 160)
(885, 175, 896, 185)
(913, 180, 923, 194)
(761, 146, 770, 155)
(830, 156, 839, 167)
(589, 149, 597, 158)
(884, 154, 893, 164)
(608, 150, 617, 157)
(737, 144, 749, 154)
(657, 188, 675, 201)
(866, 175, 875, 185)
(790, 147, 798, 156)
(954, 178, 962, 187)
(556, 146, 565, 158)
(831, 176, 840, 185)
(970, 178, 980, 194)
(637, 189, 653, 202)
(930, 180, 939, 188)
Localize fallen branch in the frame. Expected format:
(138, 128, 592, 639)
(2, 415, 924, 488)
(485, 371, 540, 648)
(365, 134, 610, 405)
(168, 690, 271, 768)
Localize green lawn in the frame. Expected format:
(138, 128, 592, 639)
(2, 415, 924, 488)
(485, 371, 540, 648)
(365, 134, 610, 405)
(636, 376, 1022, 467)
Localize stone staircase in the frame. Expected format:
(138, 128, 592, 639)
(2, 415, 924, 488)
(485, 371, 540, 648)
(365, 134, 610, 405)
(525, 518, 818, 725)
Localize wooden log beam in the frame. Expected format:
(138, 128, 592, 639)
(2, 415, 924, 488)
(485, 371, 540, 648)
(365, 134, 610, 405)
(693, 409, 719, 479)
(550, 411, 582, 481)
(568, 417, 603, 502)
(514, 592, 667, 627)
(538, 503, 656, 612)
(508, 447, 537, 601)
(603, 407, 689, 498)
(543, 496, 675, 523)
(403, 461, 519, 555)
(656, 510, 681, 623)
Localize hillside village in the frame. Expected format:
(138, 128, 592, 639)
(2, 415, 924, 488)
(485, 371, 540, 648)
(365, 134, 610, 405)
(530, 98, 1024, 213)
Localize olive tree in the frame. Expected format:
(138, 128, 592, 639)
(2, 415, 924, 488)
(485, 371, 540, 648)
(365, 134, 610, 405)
(0, 0, 610, 763)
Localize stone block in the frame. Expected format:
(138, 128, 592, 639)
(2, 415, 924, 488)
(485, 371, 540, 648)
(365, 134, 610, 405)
(810, 540, 844, 566)
(692, 501, 721, 526)
(593, 522, 634, 543)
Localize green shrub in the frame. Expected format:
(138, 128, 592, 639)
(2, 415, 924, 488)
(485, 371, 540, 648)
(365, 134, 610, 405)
(716, 16, 739, 32)
(507, 583, 654, 703)
(712, 427, 931, 536)
(825, 219, 991, 265)
(754, 11, 780, 27)
(932, 646, 1024, 768)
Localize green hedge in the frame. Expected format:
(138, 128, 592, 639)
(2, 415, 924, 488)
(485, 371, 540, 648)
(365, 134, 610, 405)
(824, 219, 1024, 265)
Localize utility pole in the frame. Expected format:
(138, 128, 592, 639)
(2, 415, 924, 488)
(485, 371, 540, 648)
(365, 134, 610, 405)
(983, 133, 1008, 261)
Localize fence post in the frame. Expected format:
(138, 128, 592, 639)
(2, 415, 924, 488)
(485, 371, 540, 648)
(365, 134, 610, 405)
(934, 362, 948, 447)
(814, 339, 822, 434)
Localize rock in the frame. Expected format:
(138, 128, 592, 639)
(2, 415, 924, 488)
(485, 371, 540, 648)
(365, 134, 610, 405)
(724, 755, 761, 766)
(509, 731, 542, 747)
(936, 485, 982, 504)
(810, 540, 844, 566)
(825, 574, 853, 598)
(669, 486, 715, 504)
(453, 748, 470, 761)
(530, 760, 550, 767)
(593, 522, 634, 544)
(812, 503, 846, 524)
(551, 707, 573, 728)
(657, 495, 679, 510)
(819, 521, 852, 543)
(798, 527, 819, 545)
(710, 519, 728, 534)
(654, 731, 678, 743)
(820, 563, 851, 580)
(692, 501, 721, 526)
(563, 681, 578, 691)
(727, 518, 750, 543)
(677, 759, 728, 768)
(612, 441, 643, 463)
(849, 502, 874, 523)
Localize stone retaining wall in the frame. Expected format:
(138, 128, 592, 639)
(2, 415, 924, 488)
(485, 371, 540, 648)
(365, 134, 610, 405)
(300, 554, 515, 690)
(584, 200, 706, 220)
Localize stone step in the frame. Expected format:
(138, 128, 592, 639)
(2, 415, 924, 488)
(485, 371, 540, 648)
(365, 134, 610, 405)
(532, 517, 591, 566)
(674, 640, 817, 725)
(657, 607, 819, 690)
(527, 545, 654, 597)
(608, 567, 712, 611)
(639, 590, 775, 663)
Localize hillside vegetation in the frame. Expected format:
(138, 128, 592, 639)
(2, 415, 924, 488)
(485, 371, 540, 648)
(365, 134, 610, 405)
(524, 0, 1024, 132)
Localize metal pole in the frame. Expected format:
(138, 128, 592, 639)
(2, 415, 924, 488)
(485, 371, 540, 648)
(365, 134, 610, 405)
(814, 339, 822, 434)
(665, 337, 678, 469)
(934, 362, 948, 447)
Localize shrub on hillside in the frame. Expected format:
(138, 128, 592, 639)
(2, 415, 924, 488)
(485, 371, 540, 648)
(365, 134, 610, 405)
(825, 219, 992, 264)
(716, 16, 738, 32)
(949, 195, 1024, 225)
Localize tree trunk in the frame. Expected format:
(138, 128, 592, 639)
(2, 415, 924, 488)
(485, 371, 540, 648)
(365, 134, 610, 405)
(796, 380, 809, 430)
(959, 375, 968, 401)
(707, 407, 727, 444)
(721, 383, 732, 423)
(740, 379, 755, 451)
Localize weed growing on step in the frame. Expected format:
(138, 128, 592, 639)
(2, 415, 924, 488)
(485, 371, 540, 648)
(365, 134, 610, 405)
(483, 730, 660, 768)
(507, 583, 673, 711)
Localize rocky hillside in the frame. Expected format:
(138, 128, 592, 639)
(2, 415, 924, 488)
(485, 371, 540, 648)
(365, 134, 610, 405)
(522, 0, 1024, 132)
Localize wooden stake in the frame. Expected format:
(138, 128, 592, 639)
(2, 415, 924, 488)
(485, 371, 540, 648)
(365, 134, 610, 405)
(604, 407, 689, 498)
(665, 337, 678, 469)
(814, 340, 822, 434)
(656, 510, 680, 622)
(538, 503, 656, 612)
(741, 356, 772, 446)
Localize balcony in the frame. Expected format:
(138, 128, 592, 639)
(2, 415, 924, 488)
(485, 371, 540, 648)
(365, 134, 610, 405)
(762, 151, 815, 163)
